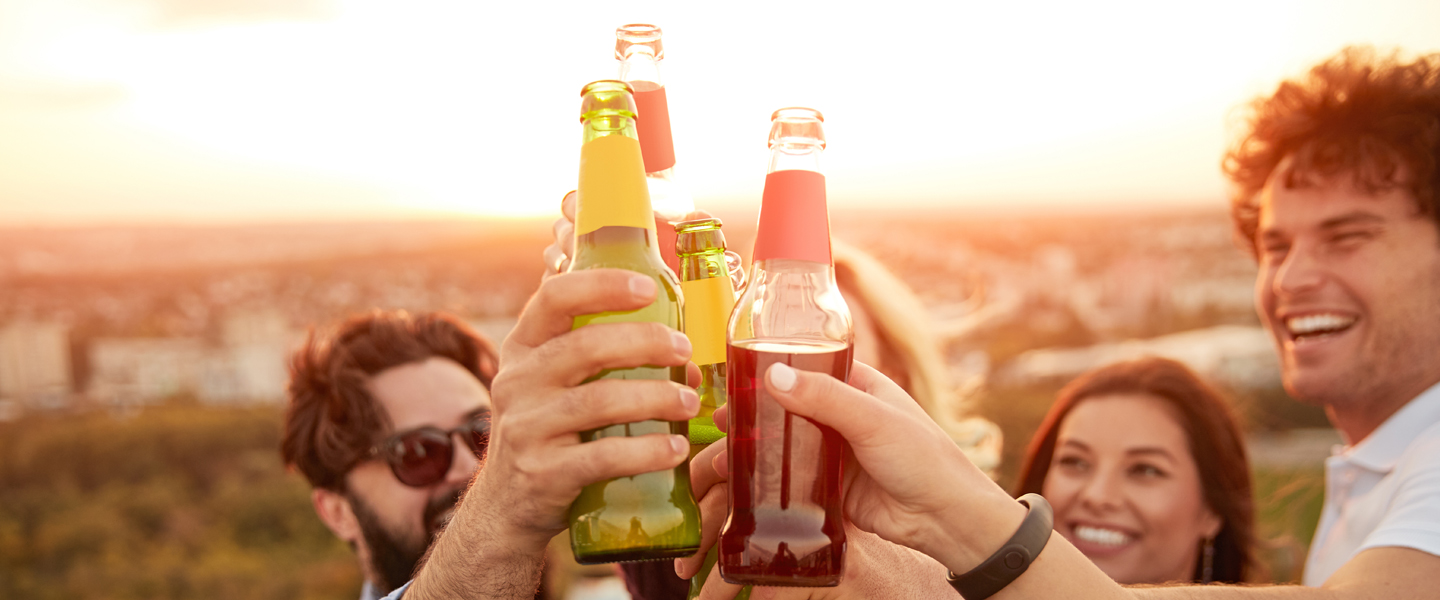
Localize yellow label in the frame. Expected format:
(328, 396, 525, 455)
(577, 134, 655, 236)
(681, 277, 735, 366)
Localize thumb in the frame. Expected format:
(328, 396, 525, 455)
(763, 362, 915, 450)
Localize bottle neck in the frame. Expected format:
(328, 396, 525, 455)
(576, 128, 654, 237)
(679, 247, 728, 282)
(767, 141, 823, 174)
(619, 51, 663, 88)
(582, 115, 639, 144)
(753, 169, 831, 265)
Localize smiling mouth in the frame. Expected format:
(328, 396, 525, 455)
(1284, 313, 1357, 342)
(1073, 525, 1134, 547)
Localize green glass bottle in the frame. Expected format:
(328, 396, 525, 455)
(675, 218, 735, 455)
(566, 80, 702, 565)
(675, 218, 750, 600)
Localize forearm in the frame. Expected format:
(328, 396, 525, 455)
(405, 476, 552, 600)
(990, 536, 1340, 600)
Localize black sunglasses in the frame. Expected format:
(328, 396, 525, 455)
(368, 413, 490, 487)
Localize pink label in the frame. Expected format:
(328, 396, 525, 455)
(633, 85, 677, 172)
(752, 170, 831, 264)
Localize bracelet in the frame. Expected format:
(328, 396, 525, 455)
(947, 493, 1053, 600)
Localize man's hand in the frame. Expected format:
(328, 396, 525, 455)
(407, 269, 700, 599)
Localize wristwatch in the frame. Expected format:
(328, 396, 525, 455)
(947, 493, 1053, 600)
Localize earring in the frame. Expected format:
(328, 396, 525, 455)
(1201, 536, 1215, 584)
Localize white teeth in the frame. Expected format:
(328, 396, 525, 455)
(1285, 314, 1356, 336)
(1074, 525, 1132, 547)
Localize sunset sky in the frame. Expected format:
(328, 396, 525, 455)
(2, 0, 1438, 224)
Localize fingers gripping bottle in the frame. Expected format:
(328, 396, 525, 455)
(566, 80, 702, 564)
(674, 218, 752, 600)
(719, 108, 852, 587)
(616, 23, 694, 276)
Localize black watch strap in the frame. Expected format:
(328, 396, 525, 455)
(947, 493, 1053, 600)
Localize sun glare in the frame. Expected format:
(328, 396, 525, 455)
(3, 0, 1439, 223)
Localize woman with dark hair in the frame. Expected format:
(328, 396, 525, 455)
(1013, 357, 1259, 584)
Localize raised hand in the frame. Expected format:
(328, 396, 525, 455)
(407, 269, 699, 599)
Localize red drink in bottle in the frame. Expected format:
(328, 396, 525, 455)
(719, 108, 851, 587)
(722, 340, 851, 585)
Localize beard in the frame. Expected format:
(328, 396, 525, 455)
(346, 487, 465, 594)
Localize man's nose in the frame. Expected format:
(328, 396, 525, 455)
(1273, 242, 1325, 297)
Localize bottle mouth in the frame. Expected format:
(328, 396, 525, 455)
(768, 107, 825, 148)
(616, 23, 664, 60)
(770, 107, 824, 123)
(579, 80, 637, 123)
(675, 217, 723, 233)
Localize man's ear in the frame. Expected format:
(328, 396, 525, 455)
(312, 487, 362, 545)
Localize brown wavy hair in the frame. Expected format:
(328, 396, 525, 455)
(1013, 357, 1258, 583)
(280, 310, 499, 492)
(1223, 46, 1440, 255)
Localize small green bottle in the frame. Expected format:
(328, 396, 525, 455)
(674, 217, 750, 600)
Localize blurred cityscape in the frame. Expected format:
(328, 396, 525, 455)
(0, 207, 1281, 424)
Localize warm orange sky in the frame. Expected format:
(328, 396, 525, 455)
(2, 0, 1439, 224)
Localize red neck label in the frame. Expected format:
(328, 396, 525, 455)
(753, 170, 831, 264)
(633, 84, 677, 173)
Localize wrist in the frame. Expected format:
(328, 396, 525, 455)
(917, 489, 1029, 574)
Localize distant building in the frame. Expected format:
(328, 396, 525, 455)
(88, 337, 206, 407)
(87, 310, 297, 406)
(0, 320, 73, 412)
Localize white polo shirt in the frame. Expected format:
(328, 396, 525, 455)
(1303, 381, 1440, 586)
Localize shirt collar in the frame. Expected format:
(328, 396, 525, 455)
(360, 581, 382, 600)
(1339, 381, 1440, 473)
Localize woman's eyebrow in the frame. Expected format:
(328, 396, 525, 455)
(1125, 447, 1177, 461)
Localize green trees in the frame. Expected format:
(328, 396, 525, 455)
(0, 404, 357, 600)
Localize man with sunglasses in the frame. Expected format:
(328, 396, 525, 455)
(281, 310, 503, 600)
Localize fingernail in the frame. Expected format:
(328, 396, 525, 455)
(679, 387, 699, 413)
(671, 331, 692, 358)
(768, 363, 797, 393)
(629, 275, 656, 300)
(674, 559, 685, 577)
(670, 435, 689, 456)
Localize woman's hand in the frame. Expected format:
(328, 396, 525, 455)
(716, 362, 1028, 575)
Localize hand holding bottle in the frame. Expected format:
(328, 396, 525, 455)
(406, 269, 698, 599)
(718, 362, 1028, 577)
(678, 372, 967, 600)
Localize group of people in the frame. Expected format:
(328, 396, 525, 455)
(280, 46, 1440, 599)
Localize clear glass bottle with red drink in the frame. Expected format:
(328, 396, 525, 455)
(718, 107, 851, 587)
(616, 23, 694, 276)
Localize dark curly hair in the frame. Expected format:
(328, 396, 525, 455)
(1223, 46, 1440, 255)
(1014, 357, 1258, 584)
(280, 310, 499, 492)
